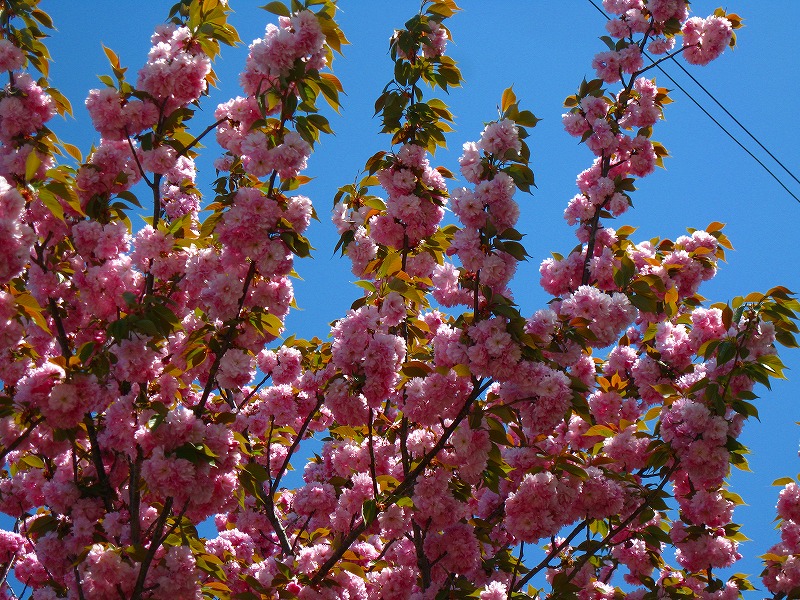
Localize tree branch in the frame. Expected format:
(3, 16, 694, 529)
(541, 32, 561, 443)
(310, 377, 492, 585)
(131, 496, 175, 600)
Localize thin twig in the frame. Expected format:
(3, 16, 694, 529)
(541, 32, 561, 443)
(177, 118, 227, 159)
(0, 417, 43, 464)
(270, 396, 324, 494)
(131, 496, 175, 600)
(195, 260, 258, 414)
(311, 377, 493, 585)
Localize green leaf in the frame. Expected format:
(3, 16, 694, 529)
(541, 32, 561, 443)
(716, 341, 736, 365)
(31, 9, 54, 29)
(102, 44, 121, 69)
(501, 87, 516, 113)
(20, 454, 45, 469)
(514, 110, 540, 128)
(361, 498, 377, 525)
(599, 35, 616, 51)
(61, 142, 82, 162)
(584, 425, 615, 438)
(499, 241, 530, 261)
(629, 293, 658, 314)
(78, 342, 95, 363)
(396, 496, 414, 508)
(26, 515, 58, 536)
(773, 477, 796, 487)
(401, 361, 431, 378)
(124, 544, 148, 561)
(25, 150, 41, 181)
(503, 164, 535, 193)
(559, 461, 588, 480)
(116, 190, 142, 208)
(37, 188, 64, 222)
(353, 280, 376, 293)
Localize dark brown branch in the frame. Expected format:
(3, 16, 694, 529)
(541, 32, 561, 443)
(367, 409, 379, 500)
(73, 565, 87, 600)
(83, 414, 117, 512)
(177, 118, 227, 159)
(48, 298, 72, 359)
(131, 496, 175, 600)
(128, 448, 143, 545)
(310, 377, 493, 585)
(266, 396, 326, 556)
(581, 155, 611, 286)
(237, 373, 271, 410)
(563, 460, 678, 585)
(264, 492, 293, 556)
(508, 542, 525, 596)
(513, 521, 589, 591)
(125, 133, 153, 189)
(270, 396, 325, 494)
(0, 417, 43, 464)
(195, 260, 258, 414)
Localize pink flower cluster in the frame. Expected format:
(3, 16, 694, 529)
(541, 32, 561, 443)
(137, 406, 240, 520)
(556, 285, 636, 348)
(0, 74, 55, 144)
(137, 25, 212, 113)
(636, 230, 719, 298)
(763, 482, 800, 595)
(218, 121, 313, 179)
(459, 119, 522, 185)
(403, 370, 472, 426)
(430, 121, 526, 308)
(85, 87, 159, 141)
(661, 398, 731, 489)
(451, 172, 519, 233)
(463, 317, 520, 380)
(72, 219, 130, 263)
(620, 77, 662, 129)
(670, 521, 741, 572)
(0, 39, 24, 72)
(602, 0, 689, 55)
(504, 471, 582, 543)
(160, 155, 200, 219)
(327, 305, 406, 425)
(673, 473, 734, 528)
(477, 119, 521, 158)
(498, 360, 572, 438)
(214, 96, 263, 153)
(0, 72, 56, 181)
(75, 139, 141, 208)
(0, 177, 34, 284)
(591, 45, 643, 84)
(240, 10, 326, 95)
(682, 16, 733, 66)
(333, 143, 448, 281)
(611, 536, 657, 585)
(421, 21, 448, 58)
(372, 145, 447, 249)
(216, 186, 310, 274)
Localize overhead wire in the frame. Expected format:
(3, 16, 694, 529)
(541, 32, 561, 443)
(669, 59, 800, 188)
(585, 0, 800, 203)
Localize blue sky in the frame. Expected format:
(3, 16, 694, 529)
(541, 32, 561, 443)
(37, 0, 800, 593)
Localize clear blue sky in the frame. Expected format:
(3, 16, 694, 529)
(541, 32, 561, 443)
(38, 1, 800, 594)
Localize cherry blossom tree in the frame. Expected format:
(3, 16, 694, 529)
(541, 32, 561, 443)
(0, 0, 797, 598)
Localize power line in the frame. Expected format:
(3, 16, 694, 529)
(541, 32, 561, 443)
(585, 0, 800, 203)
(644, 57, 800, 203)
(587, 0, 611, 19)
(668, 59, 800, 188)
